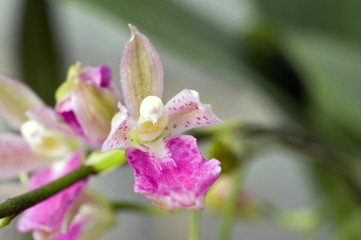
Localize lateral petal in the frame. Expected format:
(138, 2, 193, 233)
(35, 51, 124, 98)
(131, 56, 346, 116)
(101, 103, 138, 152)
(0, 133, 45, 179)
(163, 89, 223, 137)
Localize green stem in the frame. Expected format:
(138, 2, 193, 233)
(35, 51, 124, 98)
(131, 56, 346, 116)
(217, 167, 244, 240)
(0, 165, 95, 219)
(111, 201, 170, 215)
(189, 210, 200, 240)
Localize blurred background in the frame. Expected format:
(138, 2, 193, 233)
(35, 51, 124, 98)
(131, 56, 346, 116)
(1, 0, 361, 239)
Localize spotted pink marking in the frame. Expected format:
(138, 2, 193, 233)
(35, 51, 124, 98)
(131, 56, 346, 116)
(173, 124, 177, 128)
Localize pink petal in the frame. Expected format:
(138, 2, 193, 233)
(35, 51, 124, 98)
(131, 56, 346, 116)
(120, 24, 164, 118)
(0, 73, 43, 129)
(17, 151, 87, 234)
(164, 89, 223, 137)
(0, 133, 45, 179)
(43, 222, 83, 240)
(126, 135, 221, 210)
(56, 98, 84, 136)
(41, 192, 116, 240)
(78, 65, 112, 87)
(26, 106, 75, 136)
(101, 102, 138, 152)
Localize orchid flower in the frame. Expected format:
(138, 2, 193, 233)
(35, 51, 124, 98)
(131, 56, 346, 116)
(102, 25, 222, 210)
(17, 151, 88, 239)
(37, 192, 116, 240)
(0, 75, 80, 179)
(55, 62, 119, 147)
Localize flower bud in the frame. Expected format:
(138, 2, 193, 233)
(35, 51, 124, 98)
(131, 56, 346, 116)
(205, 175, 262, 219)
(55, 62, 118, 147)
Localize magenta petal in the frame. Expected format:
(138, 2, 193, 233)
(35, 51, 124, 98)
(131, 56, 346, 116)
(164, 89, 223, 138)
(0, 133, 45, 179)
(120, 25, 164, 118)
(126, 135, 221, 210)
(79, 65, 112, 87)
(40, 191, 116, 240)
(56, 98, 84, 136)
(17, 151, 87, 234)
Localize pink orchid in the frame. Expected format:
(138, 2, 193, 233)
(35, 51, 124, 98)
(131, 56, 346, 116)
(0, 75, 80, 179)
(37, 192, 116, 240)
(55, 62, 119, 147)
(17, 151, 87, 239)
(102, 25, 222, 210)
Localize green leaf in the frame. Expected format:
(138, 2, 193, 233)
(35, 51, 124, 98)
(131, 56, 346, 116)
(18, 0, 62, 105)
(60, 0, 235, 65)
(280, 30, 361, 151)
(255, 0, 361, 44)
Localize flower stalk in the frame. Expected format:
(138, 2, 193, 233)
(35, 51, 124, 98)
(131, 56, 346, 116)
(217, 167, 244, 240)
(0, 164, 95, 222)
(189, 210, 200, 240)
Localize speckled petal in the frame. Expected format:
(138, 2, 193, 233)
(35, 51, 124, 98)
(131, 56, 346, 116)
(163, 89, 222, 138)
(101, 103, 138, 152)
(126, 135, 221, 210)
(120, 24, 164, 118)
(17, 151, 87, 234)
(0, 73, 43, 129)
(0, 133, 45, 179)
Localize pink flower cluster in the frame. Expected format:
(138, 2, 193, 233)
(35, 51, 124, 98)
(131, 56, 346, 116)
(0, 24, 222, 239)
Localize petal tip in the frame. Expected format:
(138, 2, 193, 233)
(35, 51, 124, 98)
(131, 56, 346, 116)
(128, 24, 140, 41)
